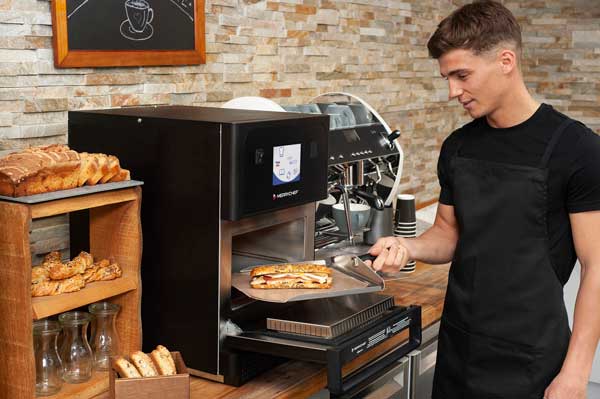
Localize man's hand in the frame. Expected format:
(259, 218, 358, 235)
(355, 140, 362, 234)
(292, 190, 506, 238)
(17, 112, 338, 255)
(365, 236, 412, 273)
(544, 371, 587, 399)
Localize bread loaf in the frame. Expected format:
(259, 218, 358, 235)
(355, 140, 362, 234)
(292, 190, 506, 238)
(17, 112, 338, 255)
(0, 145, 130, 197)
(0, 145, 81, 196)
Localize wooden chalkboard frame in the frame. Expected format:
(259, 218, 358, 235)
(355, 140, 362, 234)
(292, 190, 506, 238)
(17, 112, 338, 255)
(51, 0, 205, 68)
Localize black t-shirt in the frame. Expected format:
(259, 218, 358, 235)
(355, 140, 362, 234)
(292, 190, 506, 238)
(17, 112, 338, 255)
(437, 103, 600, 284)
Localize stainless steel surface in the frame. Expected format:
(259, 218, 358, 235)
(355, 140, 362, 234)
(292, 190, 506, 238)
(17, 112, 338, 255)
(316, 241, 373, 259)
(328, 255, 384, 288)
(231, 266, 383, 303)
(339, 176, 355, 245)
(219, 203, 316, 349)
(356, 160, 365, 186)
(343, 164, 353, 188)
(266, 294, 395, 338)
(414, 322, 439, 399)
(232, 217, 308, 273)
(421, 321, 440, 345)
(361, 356, 410, 399)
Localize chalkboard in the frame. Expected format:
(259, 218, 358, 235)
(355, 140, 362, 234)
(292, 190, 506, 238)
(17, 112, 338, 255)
(51, 0, 205, 67)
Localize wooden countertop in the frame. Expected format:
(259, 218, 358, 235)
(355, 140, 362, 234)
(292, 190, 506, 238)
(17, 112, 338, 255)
(190, 262, 450, 399)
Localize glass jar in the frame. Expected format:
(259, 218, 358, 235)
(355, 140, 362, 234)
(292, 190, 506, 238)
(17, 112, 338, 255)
(58, 311, 94, 383)
(33, 319, 63, 396)
(88, 302, 121, 371)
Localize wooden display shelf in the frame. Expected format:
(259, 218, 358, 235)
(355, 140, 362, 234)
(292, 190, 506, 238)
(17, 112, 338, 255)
(30, 188, 139, 219)
(47, 372, 109, 399)
(0, 186, 143, 399)
(32, 274, 138, 320)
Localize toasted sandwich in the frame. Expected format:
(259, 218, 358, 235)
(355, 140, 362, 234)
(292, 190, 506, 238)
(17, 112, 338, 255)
(250, 263, 333, 289)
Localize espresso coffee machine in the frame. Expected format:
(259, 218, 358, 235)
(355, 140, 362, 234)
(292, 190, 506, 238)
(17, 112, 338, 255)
(284, 93, 404, 257)
(69, 106, 420, 396)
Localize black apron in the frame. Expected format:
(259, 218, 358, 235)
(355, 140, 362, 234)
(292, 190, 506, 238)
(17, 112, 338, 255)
(432, 119, 575, 399)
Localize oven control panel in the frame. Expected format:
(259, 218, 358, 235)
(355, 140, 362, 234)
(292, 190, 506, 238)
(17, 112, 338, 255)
(328, 124, 398, 165)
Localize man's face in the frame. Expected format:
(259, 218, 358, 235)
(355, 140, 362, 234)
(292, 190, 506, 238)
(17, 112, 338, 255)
(438, 48, 506, 119)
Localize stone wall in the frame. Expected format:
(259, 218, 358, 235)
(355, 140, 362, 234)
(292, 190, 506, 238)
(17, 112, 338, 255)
(0, 1, 598, 256)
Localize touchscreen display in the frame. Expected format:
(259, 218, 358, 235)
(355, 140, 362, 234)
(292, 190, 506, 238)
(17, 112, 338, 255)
(273, 144, 301, 186)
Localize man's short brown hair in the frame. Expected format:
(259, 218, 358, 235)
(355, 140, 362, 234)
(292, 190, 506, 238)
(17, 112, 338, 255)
(427, 1, 522, 59)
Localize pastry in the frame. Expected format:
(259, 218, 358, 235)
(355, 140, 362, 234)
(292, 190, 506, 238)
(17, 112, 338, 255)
(31, 274, 85, 297)
(130, 351, 158, 377)
(31, 265, 50, 285)
(83, 262, 122, 283)
(114, 357, 142, 379)
(43, 251, 62, 265)
(48, 251, 93, 280)
(150, 345, 177, 376)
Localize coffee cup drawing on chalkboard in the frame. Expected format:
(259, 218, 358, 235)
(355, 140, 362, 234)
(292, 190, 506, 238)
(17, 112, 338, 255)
(120, 0, 154, 41)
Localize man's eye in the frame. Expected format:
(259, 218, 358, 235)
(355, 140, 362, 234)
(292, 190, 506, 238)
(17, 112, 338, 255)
(458, 74, 468, 80)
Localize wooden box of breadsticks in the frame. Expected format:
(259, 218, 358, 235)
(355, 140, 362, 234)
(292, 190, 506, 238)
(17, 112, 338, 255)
(110, 346, 190, 399)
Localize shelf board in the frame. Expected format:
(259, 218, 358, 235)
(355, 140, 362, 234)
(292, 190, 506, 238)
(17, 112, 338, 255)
(46, 371, 109, 399)
(30, 187, 139, 219)
(32, 276, 137, 320)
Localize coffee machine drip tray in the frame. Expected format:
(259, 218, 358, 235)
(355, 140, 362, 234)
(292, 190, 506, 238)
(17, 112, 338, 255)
(267, 293, 395, 339)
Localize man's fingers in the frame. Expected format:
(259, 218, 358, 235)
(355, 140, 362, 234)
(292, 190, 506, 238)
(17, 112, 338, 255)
(395, 247, 407, 270)
(372, 247, 390, 271)
(369, 237, 398, 256)
(384, 245, 399, 269)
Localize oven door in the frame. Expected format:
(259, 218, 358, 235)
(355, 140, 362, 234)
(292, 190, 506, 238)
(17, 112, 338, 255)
(224, 305, 421, 398)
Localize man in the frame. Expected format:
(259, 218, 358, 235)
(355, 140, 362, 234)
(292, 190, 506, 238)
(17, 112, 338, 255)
(366, 2, 600, 398)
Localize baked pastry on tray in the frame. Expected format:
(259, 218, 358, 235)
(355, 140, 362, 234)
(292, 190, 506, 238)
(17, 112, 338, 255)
(0, 145, 130, 197)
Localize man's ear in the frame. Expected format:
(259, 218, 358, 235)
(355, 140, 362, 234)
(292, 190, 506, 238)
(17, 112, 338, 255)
(498, 48, 518, 74)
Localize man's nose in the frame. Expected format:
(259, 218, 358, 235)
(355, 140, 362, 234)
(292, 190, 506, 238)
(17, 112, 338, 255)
(448, 81, 463, 100)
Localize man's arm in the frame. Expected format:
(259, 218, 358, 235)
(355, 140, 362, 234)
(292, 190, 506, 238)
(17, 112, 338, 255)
(368, 203, 459, 273)
(545, 210, 600, 399)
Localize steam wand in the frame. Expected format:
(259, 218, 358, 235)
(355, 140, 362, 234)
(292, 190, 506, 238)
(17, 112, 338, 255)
(336, 172, 355, 245)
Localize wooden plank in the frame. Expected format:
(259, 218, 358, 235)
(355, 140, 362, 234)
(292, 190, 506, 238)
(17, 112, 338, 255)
(49, 371, 109, 399)
(0, 201, 34, 399)
(32, 275, 138, 320)
(30, 188, 138, 219)
(90, 186, 143, 355)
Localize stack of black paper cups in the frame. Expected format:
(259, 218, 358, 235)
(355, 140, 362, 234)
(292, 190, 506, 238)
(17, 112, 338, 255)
(393, 194, 416, 273)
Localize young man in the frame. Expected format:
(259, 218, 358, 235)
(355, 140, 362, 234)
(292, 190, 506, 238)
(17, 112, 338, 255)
(367, 2, 600, 398)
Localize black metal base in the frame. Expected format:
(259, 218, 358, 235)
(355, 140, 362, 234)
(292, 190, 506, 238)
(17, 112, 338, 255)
(225, 305, 422, 396)
(220, 350, 287, 387)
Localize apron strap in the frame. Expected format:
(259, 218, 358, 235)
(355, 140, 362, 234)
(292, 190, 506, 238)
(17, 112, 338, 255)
(539, 118, 575, 168)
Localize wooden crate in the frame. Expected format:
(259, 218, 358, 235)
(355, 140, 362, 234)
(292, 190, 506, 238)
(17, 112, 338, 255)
(110, 352, 190, 399)
(0, 186, 143, 399)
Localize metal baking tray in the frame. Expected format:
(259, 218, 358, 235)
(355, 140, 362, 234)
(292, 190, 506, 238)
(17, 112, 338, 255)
(0, 180, 144, 204)
(266, 293, 395, 338)
(231, 258, 385, 303)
